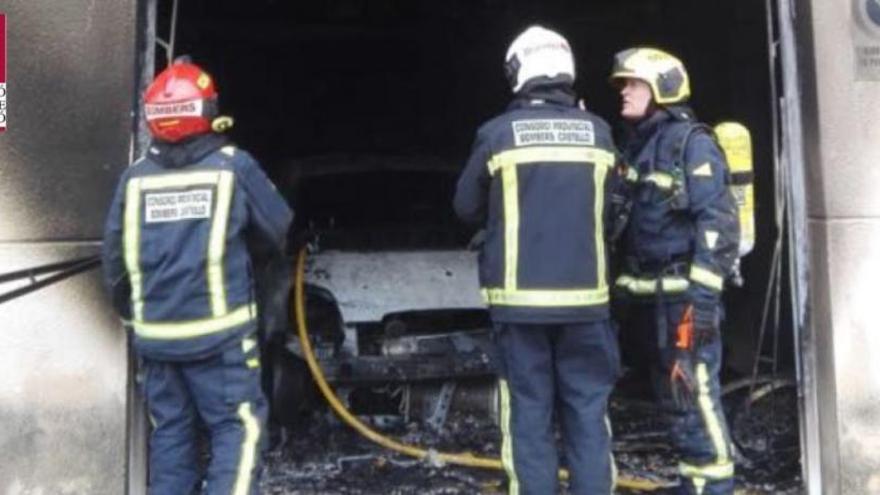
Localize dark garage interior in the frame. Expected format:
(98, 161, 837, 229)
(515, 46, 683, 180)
(152, 0, 800, 491)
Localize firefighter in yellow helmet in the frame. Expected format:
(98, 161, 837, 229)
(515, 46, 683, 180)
(610, 48, 739, 495)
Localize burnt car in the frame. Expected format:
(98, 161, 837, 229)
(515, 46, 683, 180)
(262, 155, 499, 433)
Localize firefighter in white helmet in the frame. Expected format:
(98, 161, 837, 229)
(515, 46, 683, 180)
(455, 25, 620, 494)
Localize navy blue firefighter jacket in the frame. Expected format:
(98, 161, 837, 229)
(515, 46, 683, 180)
(102, 133, 293, 361)
(454, 85, 618, 324)
(615, 106, 739, 310)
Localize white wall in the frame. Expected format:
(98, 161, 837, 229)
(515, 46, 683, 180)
(0, 1, 138, 493)
(803, 0, 880, 492)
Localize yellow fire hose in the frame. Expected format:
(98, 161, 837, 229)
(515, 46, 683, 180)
(291, 247, 663, 491)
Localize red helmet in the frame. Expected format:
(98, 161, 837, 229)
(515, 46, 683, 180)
(144, 59, 218, 143)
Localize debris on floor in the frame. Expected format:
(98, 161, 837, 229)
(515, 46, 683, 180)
(262, 380, 803, 494)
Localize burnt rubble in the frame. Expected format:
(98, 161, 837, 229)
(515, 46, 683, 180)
(262, 384, 802, 494)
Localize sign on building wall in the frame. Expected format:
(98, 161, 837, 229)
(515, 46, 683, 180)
(0, 14, 6, 131)
(854, 0, 880, 80)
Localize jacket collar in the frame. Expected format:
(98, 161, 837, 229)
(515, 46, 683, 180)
(507, 82, 577, 111)
(147, 133, 229, 169)
(622, 105, 696, 158)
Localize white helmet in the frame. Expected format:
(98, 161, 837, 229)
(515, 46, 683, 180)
(504, 25, 575, 93)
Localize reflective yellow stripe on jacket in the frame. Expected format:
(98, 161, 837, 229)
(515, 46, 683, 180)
(124, 179, 145, 321)
(689, 264, 725, 292)
(132, 303, 257, 340)
(643, 171, 675, 190)
(483, 146, 614, 307)
(616, 262, 726, 296)
(614, 274, 690, 295)
(123, 171, 253, 339)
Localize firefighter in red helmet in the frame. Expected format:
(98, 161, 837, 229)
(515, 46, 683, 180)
(143, 58, 226, 142)
(102, 58, 292, 494)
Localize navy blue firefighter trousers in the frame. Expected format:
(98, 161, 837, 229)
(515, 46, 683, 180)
(620, 300, 735, 495)
(141, 335, 268, 495)
(494, 320, 620, 495)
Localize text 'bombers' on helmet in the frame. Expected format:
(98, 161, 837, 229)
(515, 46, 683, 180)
(610, 47, 691, 105)
(144, 59, 219, 143)
(504, 25, 575, 93)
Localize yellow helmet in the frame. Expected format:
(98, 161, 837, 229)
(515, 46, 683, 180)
(610, 48, 690, 105)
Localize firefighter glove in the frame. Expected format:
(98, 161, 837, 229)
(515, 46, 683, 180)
(692, 299, 720, 341)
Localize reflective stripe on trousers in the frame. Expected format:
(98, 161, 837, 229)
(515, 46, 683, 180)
(142, 337, 267, 495)
(495, 322, 618, 494)
(618, 301, 734, 495)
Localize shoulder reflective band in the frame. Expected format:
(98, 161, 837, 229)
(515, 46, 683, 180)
(481, 287, 609, 307)
(689, 264, 724, 292)
(486, 146, 615, 176)
(125, 170, 236, 319)
(133, 303, 257, 340)
(614, 274, 689, 295)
